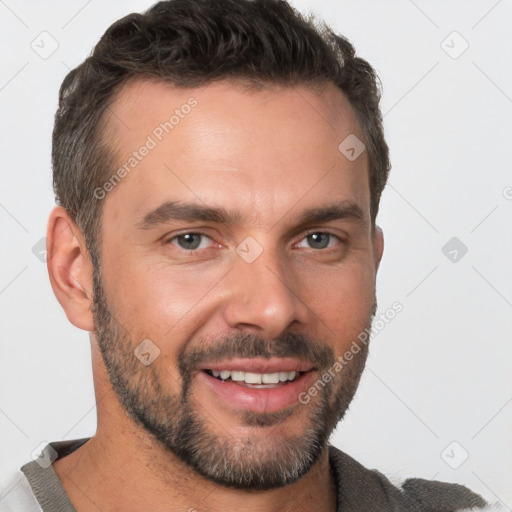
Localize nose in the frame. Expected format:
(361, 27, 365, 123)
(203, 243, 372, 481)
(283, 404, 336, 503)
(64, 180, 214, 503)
(221, 246, 310, 339)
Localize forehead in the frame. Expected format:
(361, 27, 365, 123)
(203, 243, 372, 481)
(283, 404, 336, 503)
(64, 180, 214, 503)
(100, 78, 370, 228)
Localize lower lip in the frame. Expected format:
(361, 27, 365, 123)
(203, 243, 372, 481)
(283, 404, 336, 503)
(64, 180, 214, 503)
(197, 370, 316, 414)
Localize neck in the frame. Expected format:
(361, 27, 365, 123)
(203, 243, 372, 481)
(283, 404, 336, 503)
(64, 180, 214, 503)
(53, 430, 337, 512)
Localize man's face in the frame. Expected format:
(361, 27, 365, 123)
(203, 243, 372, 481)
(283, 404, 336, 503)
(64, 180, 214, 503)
(92, 79, 382, 489)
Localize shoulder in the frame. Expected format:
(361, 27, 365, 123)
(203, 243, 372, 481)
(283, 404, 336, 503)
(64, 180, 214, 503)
(0, 470, 43, 512)
(328, 445, 488, 511)
(400, 476, 488, 511)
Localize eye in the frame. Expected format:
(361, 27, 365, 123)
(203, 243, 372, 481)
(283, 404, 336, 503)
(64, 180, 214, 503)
(168, 233, 213, 251)
(297, 232, 341, 250)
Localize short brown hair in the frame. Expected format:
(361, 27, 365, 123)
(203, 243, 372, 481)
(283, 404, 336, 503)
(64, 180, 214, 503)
(52, 0, 390, 260)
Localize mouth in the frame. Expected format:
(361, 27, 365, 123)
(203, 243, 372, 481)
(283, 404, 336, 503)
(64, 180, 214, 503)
(196, 358, 317, 414)
(203, 369, 303, 388)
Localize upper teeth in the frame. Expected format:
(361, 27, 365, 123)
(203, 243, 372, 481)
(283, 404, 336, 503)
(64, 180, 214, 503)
(211, 370, 297, 384)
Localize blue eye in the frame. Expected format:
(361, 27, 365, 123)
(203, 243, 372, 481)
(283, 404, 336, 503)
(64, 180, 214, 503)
(298, 232, 340, 250)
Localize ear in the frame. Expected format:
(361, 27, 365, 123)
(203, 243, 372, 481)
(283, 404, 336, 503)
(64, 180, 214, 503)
(46, 206, 95, 331)
(372, 225, 384, 273)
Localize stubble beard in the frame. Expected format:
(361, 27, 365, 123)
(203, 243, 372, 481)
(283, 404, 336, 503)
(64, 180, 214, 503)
(91, 267, 372, 490)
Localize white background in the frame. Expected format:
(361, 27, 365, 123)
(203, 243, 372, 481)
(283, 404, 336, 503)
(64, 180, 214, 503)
(1, 0, 511, 506)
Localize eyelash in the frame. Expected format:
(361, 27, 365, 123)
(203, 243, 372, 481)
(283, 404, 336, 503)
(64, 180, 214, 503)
(165, 230, 344, 252)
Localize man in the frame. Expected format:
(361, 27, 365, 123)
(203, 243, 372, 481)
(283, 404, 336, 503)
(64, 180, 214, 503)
(0, 0, 489, 510)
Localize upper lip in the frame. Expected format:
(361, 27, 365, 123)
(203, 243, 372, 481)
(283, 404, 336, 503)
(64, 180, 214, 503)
(199, 357, 315, 374)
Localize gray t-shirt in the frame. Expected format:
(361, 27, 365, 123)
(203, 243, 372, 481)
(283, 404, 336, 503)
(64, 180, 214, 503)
(0, 438, 488, 511)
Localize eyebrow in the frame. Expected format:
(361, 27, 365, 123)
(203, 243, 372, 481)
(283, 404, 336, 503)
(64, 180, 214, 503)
(296, 203, 365, 227)
(136, 201, 240, 229)
(136, 200, 365, 230)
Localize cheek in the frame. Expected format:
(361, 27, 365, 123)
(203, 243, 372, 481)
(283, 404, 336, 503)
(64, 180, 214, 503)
(101, 253, 230, 340)
(296, 259, 376, 345)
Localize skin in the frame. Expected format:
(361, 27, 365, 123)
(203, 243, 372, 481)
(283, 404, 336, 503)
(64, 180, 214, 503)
(48, 79, 384, 512)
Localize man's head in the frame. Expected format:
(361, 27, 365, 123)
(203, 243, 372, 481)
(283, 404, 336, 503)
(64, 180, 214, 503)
(52, 0, 389, 261)
(48, 0, 388, 491)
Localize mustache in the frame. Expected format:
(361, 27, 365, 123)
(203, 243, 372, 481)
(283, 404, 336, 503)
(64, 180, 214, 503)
(178, 331, 335, 374)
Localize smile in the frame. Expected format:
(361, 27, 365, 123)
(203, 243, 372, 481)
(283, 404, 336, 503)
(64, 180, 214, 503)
(197, 358, 317, 413)
(204, 369, 302, 388)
